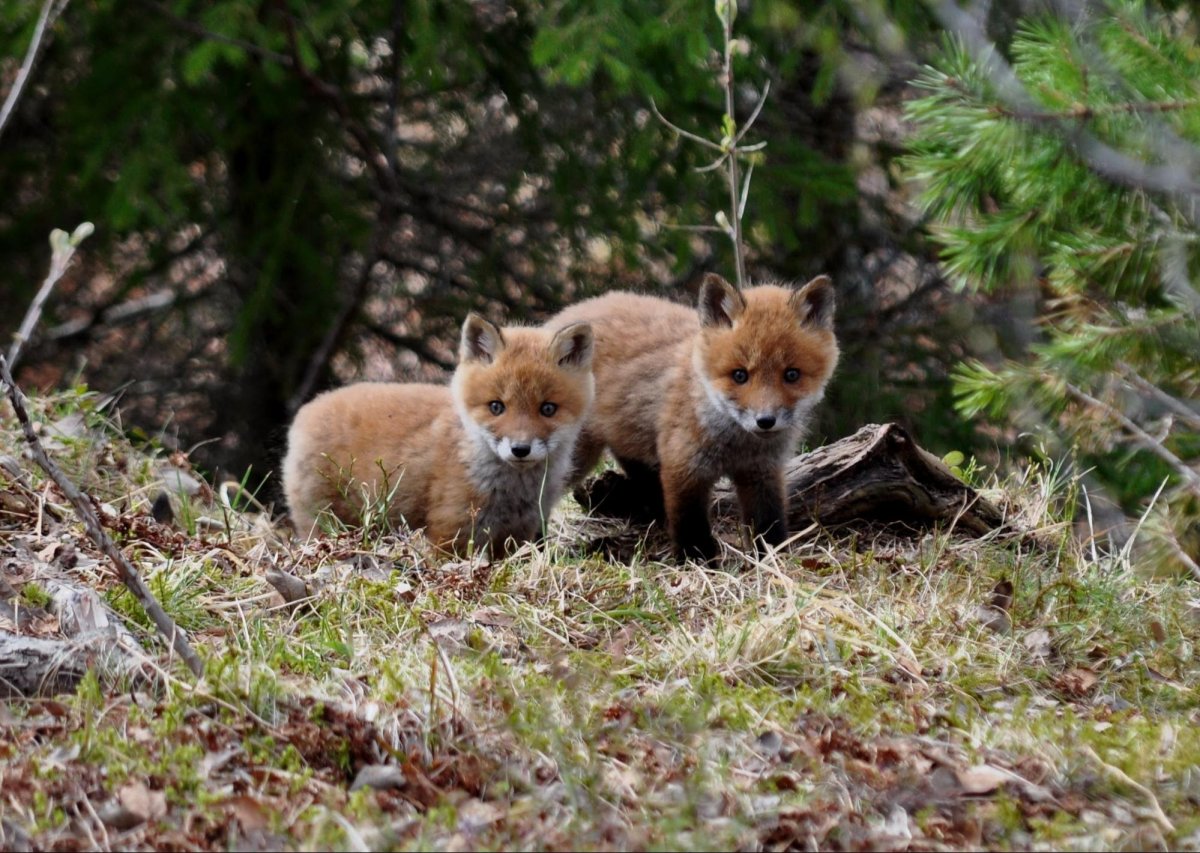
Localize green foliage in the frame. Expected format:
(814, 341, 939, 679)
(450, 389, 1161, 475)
(905, 1, 1200, 570)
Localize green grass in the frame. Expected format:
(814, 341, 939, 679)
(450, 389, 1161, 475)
(2, 391, 1199, 851)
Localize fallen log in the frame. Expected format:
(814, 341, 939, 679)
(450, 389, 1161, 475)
(0, 574, 152, 697)
(0, 630, 88, 698)
(716, 422, 1005, 536)
(577, 423, 1005, 540)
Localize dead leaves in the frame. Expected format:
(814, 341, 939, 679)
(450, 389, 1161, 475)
(116, 781, 168, 825)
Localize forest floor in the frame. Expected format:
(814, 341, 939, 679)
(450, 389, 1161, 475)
(2, 388, 1199, 852)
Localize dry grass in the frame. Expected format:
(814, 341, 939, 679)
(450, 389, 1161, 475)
(2, 388, 1200, 851)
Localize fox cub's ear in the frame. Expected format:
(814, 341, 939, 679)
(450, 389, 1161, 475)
(698, 273, 747, 328)
(550, 323, 594, 370)
(790, 274, 835, 329)
(460, 313, 506, 364)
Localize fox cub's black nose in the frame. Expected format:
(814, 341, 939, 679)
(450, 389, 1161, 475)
(511, 443, 532, 458)
(756, 415, 777, 430)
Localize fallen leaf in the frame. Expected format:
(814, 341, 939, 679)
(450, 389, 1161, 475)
(118, 781, 167, 822)
(224, 795, 270, 832)
(469, 608, 515, 628)
(1055, 667, 1098, 697)
(1023, 628, 1053, 659)
(350, 764, 407, 792)
(955, 764, 1009, 795)
(456, 798, 503, 833)
(974, 604, 1011, 635)
(898, 656, 923, 679)
(757, 729, 783, 757)
(988, 578, 1014, 612)
(1148, 619, 1167, 643)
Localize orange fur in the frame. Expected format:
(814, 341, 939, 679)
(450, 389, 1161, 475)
(282, 316, 594, 554)
(549, 274, 839, 560)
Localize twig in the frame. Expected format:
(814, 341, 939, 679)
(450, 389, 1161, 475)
(1081, 745, 1175, 834)
(649, 1, 767, 290)
(0, 0, 64, 142)
(140, 0, 293, 66)
(1118, 361, 1200, 432)
(6, 225, 91, 370)
(648, 97, 723, 152)
(1065, 382, 1200, 493)
(720, 0, 746, 289)
(0, 355, 204, 678)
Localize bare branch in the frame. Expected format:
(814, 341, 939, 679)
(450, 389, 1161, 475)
(1065, 381, 1200, 494)
(721, 5, 746, 290)
(1118, 361, 1200, 432)
(8, 224, 92, 370)
(0, 355, 204, 678)
(733, 79, 771, 145)
(0, 0, 64, 142)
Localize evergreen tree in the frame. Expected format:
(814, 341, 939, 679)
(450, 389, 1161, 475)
(905, 0, 1200, 573)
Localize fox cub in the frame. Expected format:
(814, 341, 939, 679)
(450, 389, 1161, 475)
(549, 273, 838, 560)
(282, 314, 595, 555)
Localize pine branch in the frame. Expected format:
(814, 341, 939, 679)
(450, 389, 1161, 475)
(930, 0, 1200, 228)
(0, 355, 204, 678)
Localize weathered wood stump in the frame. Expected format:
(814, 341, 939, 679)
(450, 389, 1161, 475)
(577, 422, 1005, 539)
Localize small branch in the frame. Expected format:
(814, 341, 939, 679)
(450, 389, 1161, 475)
(140, 0, 293, 66)
(288, 245, 382, 415)
(1065, 381, 1200, 493)
(721, 4, 746, 290)
(7, 224, 93, 371)
(1118, 361, 1200, 432)
(648, 97, 723, 152)
(0, 355, 204, 678)
(0, 0, 64, 142)
(993, 97, 1200, 123)
(734, 79, 771, 146)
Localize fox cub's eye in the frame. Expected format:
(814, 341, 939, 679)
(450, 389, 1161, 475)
(488, 400, 505, 416)
(783, 368, 801, 383)
(731, 368, 749, 385)
(540, 402, 558, 417)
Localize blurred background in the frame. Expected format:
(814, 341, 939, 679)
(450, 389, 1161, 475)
(1, 0, 1196, 567)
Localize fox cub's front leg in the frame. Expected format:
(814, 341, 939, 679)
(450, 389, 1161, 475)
(732, 468, 788, 550)
(661, 466, 720, 562)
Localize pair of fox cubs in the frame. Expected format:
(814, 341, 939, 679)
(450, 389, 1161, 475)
(282, 273, 839, 561)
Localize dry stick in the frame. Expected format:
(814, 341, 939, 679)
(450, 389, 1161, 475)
(0, 355, 204, 677)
